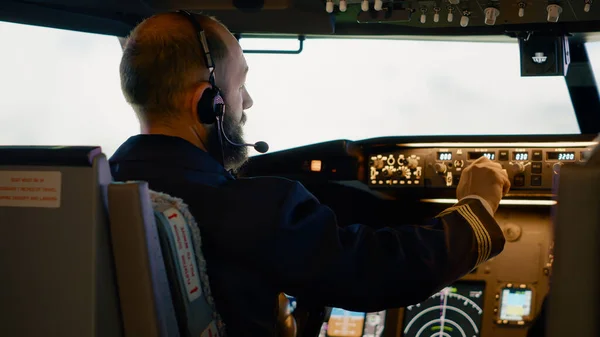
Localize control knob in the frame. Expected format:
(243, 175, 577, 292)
(434, 162, 447, 174)
(553, 162, 563, 174)
(407, 157, 419, 169)
(398, 167, 410, 178)
(373, 158, 385, 169)
(510, 162, 525, 174)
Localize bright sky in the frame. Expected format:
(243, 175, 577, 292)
(1, 21, 595, 157)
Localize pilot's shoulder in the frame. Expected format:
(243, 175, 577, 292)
(232, 176, 316, 200)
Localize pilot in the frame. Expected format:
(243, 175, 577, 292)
(110, 12, 511, 336)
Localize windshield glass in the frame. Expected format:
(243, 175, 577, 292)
(0, 22, 581, 156)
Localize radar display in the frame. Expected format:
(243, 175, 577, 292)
(402, 282, 485, 337)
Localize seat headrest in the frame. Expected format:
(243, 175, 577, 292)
(0, 146, 102, 166)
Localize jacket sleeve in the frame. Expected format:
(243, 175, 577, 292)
(271, 181, 505, 312)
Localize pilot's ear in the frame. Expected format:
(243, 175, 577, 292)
(189, 82, 211, 123)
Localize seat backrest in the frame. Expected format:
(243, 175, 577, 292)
(0, 146, 122, 337)
(108, 181, 224, 337)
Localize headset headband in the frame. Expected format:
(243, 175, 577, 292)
(177, 10, 217, 87)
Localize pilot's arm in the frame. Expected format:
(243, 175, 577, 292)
(272, 157, 509, 312)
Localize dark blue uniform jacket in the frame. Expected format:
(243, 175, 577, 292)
(109, 134, 506, 336)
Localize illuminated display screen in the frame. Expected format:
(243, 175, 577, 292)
(547, 151, 576, 161)
(468, 152, 496, 160)
(499, 288, 533, 321)
(513, 152, 529, 161)
(437, 152, 452, 161)
(320, 309, 386, 337)
(402, 281, 485, 337)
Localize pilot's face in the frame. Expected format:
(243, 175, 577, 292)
(206, 31, 254, 172)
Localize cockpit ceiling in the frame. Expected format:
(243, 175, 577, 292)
(3, 0, 600, 40)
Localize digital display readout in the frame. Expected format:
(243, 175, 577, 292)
(546, 152, 576, 161)
(468, 152, 495, 160)
(437, 152, 452, 161)
(499, 288, 533, 321)
(513, 152, 529, 161)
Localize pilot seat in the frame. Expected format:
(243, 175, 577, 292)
(0, 146, 299, 337)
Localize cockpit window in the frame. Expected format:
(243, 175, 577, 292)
(242, 38, 580, 153)
(0, 22, 137, 156)
(0, 22, 581, 157)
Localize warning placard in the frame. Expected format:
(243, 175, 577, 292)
(0, 171, 62, 208)
(163, 207, 202, 302)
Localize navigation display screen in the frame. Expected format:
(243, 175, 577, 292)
(499, 288, 533, 321)
(402, 281, 485, 337)
(319, 309, 386, 337)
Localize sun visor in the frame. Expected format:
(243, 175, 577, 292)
(144, 0, 292, 11)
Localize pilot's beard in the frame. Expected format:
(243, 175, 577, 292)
(206, 111, 248, 173)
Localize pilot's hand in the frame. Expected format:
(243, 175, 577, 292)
(457, 156, 510, 213)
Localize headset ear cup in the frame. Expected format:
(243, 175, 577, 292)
(197, 88, 218, 124)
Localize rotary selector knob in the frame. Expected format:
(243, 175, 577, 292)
(399, 167, 410, 178)
(373, 158, 385, 169)
(510, 162, 525, 174)
(553, 162, 563, 174)
(407, 158, 419, 169)
(434, 162, 447, 174)
(503, 223, 522, 242)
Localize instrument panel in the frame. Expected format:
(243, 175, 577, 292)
(368, 142, 594, 192)
(242, 135, 596, 337)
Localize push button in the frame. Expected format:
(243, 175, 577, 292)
(499, 150, 509, 161)
(514, 175, 525, 187)
(532, 150, 543, 161)
(531, 162, 542, 174)
(531, 175, 542, 186)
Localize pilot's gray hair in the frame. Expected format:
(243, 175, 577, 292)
(119, 13, 228, 123)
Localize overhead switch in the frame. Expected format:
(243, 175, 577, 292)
(339, 0, 347, 12)
(449, 0, 460, 4)
(447, 6, 454, 22)
(546, 4, 562, 22)
(484, 7, 500, 25)
(374, 0, 383, 11)
(518, 2, 526, 17)
(585, 0, 592, 12)
(433, 7, 441, 22)
(362, 0, 369, 11)
(326, 0, 334, 13)
(420, 8, 427, 24)
(460, 12, 470, 27)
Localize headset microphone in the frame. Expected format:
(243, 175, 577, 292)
(218, 117, 270, 154)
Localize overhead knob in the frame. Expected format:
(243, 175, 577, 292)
(325, 0, 334, 13)
(547, 4, 563, 22)
(434, 162, 447, 174)
(518, 2, 526, 17)
(484, 7, 500, 25)
(460, 13, 470, 27)
(407, 158, 419, 169)
(361, 0, 369, 11)
(339, 0, 347, 12)
(420, 8, 427, 24)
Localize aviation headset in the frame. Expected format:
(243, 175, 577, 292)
(177, 10, 224, 125)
